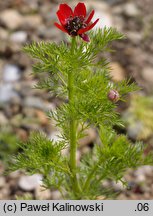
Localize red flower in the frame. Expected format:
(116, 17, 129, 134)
(54, 2, 99, 42)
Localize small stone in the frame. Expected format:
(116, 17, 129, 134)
(95, 11, 113, 29)
(135, 166, 153, 177)
(117, 194, 127, 200)
(0, 27, 9, 40)
(0, 84, 19, 103)
(142, 67, 153, 84)
(135, 174, 146, 183)
(9, 170, 21, 179)
(0, 187, 9, 199)
(24, 97, 46, 110)
(123, 3, 140, 17)
(79, 127, 97, 147)
(112, 181, 124, 191)
(0, 177, 5, 188)
(35, 110, 49, 126)
(127, 121, 144, 140)
(18, 174, 42, 191)
(35, 185, 51, 200)
(127, 32, 142, 45)
(10, 31, 28, 43)
(0, 112, 8, 125)
(110, 62, 126, 81)
(23, 15, 43, 29)
(143, 192, 151, 200)
(16, 128, 28, 141)
(3, 64, 21, 82)
(0, 9, 23, 30)
(51, 190, 61, 200)
(86, 1, 113, 28)
(96, 195, 106, 200)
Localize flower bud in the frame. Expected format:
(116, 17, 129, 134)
(107, 89, 119, 102)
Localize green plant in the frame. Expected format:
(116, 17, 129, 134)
(0, 127, 19, 164)
(11, 3, 153, 199)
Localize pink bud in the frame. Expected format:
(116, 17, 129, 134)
(107, 89, 119, 102)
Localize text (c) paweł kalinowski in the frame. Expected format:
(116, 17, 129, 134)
(20, 202, 104, 212)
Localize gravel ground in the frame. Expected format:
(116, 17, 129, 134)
(0, 0, 153, 200)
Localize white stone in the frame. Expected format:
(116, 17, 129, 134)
(0, 10, 23, 30)
(51, 190, 61, 200)
(35, 185, 51, 200)
(94, 11, 113, 29)
(0, 84, 18, 103)
(85, 0, 114, 29)
(142, 67, 153, 83)
(112, 181, 124, 190)
(10, 31, 27, 43)
(123, 3, 140, 17)
(18, 174, 42, 191)
(3, 64, 21, 82)
(23, 15, 43, 28)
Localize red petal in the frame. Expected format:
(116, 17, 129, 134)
(85, 10, 94, 24)
(78, 19, 99, 34)
(80, 34, 90, 42)
(59, 4, 73, 18)
(57, 10, 67, 25)
(74, 3, 86, 18)
(54, 22, 68, 33)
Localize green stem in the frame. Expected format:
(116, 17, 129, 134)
(83, 163, 99, 191)
(68, 37, 80, 196)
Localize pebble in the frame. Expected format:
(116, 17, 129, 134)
(35, 110, 49, 126)
(0, 177, 5, 188)
(135, 166, 153, 177)
(10, 31, 28, 43)
(8, 170, 21, 179)
(3, 64, 21, 82)
(79, 127, 97, 147)
(0, 9, 23, 30)
(123, 2, 140, 17)
(35, 185, 51, 200)
(0, 27, 9, 40)
(142, 67, 153, 84)
(110, 62, 126, 81)
(23, 15, 43, 29)
(0, 112, 8, 125)
(18, 174, 42, 191)
(127, 121, 144, 140)
(127, 31, 142, 45)
(95, 10, 113, 28)
(0, 84, 19, 103)
(112, 181, 124, 191)
(0, 187, 9, 199)
(24, 97, 47, 110)
(86, 1, 114, 28)
(51, 190, 61, 200)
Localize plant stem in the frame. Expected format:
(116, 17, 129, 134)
(68, 37, 80, 196)
(83, 164, 98, 191)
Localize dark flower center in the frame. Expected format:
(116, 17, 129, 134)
(65, 16, 87, 36)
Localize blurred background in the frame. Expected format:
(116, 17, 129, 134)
(0, 0, 153, 200)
